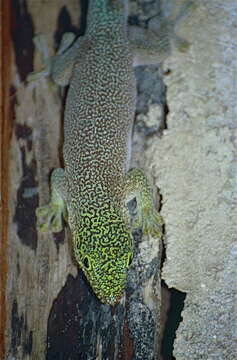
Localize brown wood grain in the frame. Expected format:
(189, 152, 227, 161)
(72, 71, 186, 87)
(0, 0, 11, 358)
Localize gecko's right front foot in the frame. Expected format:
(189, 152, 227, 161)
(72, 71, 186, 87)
(36, 202, 65, 233)
(36, 168, 68, 233)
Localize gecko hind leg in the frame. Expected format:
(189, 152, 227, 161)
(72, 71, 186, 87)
(129, 0, 196, 66)
(27, 32, 77, 85)
(27, 34, 52, 82)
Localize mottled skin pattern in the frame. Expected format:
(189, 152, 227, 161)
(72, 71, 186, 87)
(65, 0, 136, 305)
(34, 0, 192, 305)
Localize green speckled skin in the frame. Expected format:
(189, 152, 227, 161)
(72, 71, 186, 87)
(35, 0, 180, 305)
(64, 0, 136, 304)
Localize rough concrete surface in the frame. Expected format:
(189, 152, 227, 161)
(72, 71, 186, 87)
(145, 0, 237, 358)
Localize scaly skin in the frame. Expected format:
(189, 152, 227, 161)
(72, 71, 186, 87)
(63, 0, 137, 305)
(34, 0, 196, 305)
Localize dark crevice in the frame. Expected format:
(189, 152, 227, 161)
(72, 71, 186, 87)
(160, 284, 186, 359)
(54, 7, 80, 51)
(158, 227, 186, 360)
(54, 0, 88, 49)
(158, 198, 186, 359)
(158, 193, 166, 270)
(11, 300, 33, 356)
(11, 0, 34, 81)
(13, 146, 38, 250)
(161, 81, 170, 131)
(163, 101, 169, 130)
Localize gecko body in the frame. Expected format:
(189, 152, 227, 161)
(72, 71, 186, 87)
(63, 0, 136, 305)
(34, 0, 192, 305)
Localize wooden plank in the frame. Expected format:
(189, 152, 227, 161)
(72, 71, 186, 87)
(0, 0, 11, 357)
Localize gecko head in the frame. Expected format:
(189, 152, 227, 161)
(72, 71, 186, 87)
(72, 206, 133, 306)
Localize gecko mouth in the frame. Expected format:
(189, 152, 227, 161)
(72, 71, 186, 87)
(100, 293, 123, 306)
(91, 277, 126, 306)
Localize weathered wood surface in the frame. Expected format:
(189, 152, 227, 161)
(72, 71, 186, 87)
(4, 1, 164, 359)
(1, 0, 11, 358)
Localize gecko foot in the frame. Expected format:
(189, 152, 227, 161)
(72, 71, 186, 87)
(36, 203, 64, 233)
(133, 208, 163, 238)
(27, 32, 76, 84)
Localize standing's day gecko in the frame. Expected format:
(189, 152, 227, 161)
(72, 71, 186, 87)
(31, 0, 192, 305)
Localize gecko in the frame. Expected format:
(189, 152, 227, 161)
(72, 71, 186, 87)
(31, 0, 193, 305)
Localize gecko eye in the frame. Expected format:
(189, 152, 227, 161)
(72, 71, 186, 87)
(126, 252, 133, 268)
(83, 255, 91, 270)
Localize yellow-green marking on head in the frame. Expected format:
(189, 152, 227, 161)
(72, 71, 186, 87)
(72, 204, 133, 305)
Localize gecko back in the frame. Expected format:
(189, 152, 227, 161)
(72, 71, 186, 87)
(62, 0, 136, 305)
(63, 0, 136, 201)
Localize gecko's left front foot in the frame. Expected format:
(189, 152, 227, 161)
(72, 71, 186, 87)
(134, 207, 163, 238)
(123, 168, 163, 238)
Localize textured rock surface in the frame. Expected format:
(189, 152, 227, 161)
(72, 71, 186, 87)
(145, 0, 237, 358)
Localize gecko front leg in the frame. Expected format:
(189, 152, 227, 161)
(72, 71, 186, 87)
(36, 168, 68, 232)
(122, 168, 163, 238)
